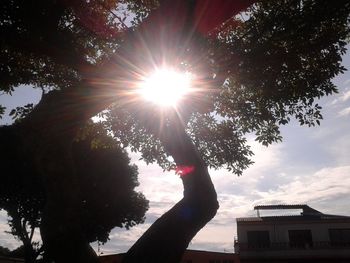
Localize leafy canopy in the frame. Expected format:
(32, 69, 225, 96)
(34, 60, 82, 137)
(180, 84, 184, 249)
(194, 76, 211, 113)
(1, 0, 349, 177)
(103, 0, 350, 175)
(0, 122, 148, 246)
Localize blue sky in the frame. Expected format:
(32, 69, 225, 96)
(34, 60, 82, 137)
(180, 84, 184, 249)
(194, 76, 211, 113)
(1, 50, 350, 255)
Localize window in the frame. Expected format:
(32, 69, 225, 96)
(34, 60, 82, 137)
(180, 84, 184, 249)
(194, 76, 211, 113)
(288, 229, 313, 248)
(329, 229, 350, 247)
(247, 231, 270, 248)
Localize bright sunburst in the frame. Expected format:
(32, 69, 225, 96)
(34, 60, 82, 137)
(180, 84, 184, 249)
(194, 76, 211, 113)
(138, 68, 192, 107)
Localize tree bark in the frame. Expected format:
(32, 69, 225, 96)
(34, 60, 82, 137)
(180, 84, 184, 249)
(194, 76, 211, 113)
(122, 121, 219, 263)
(15, 90, 104, 262)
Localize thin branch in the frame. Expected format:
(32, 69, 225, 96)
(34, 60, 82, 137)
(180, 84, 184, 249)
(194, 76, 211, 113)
(109, 9, 129, 30)
(22, 219, 30, 242)
(97, 0, 129, 30)
(29, 225, 35, 242)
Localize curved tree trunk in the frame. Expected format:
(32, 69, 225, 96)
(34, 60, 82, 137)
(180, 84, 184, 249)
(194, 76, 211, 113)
(122, 126, 219, 263)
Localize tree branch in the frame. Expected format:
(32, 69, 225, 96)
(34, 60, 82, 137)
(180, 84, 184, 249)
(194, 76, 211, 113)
(29, 224, 35, 242)
(122, 130, 218, 263)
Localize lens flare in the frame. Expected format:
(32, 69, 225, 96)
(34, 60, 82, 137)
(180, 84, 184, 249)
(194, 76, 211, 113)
(138, 69, 192, 107)
(176, 165, 195, 177)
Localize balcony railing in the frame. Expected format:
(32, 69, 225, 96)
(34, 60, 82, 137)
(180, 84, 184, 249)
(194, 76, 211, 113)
(235, 241, 350, 251)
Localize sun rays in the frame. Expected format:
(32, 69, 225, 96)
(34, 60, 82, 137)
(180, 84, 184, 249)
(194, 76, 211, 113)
(137, 68, 193, 107)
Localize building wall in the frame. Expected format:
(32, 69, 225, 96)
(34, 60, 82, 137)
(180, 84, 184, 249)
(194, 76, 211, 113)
(237, 220, 350, 243)
(236, 218, 350, 262)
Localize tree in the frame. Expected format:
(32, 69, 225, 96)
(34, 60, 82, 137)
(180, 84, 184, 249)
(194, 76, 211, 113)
(0, 245, 26, 259)
(0, 245, 11, 257)
(1, 0, 350, 262)
(0, 122, 148, 262)
(73, 122, 149, 245)
(0, 124, 44, 262)
(106, 0, 350, 174)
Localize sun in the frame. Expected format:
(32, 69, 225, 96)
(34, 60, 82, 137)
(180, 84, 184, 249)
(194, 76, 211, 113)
(138, 68, 192, 107)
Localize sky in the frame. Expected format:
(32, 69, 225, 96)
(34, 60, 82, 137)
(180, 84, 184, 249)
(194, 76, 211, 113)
(0, 50, 350, 256)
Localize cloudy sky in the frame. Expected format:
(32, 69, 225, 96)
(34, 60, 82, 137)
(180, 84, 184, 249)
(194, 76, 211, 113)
(1, 49, 350, 256)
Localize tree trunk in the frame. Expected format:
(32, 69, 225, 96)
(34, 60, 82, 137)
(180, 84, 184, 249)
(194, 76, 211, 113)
(38, 139, 98, 263)
(17, 92, 102, 263)
(122, 125, 219, 263)
(23, 240, 37, 263)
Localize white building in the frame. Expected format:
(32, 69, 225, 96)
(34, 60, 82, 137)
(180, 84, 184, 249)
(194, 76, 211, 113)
(235, 204, 350, 263)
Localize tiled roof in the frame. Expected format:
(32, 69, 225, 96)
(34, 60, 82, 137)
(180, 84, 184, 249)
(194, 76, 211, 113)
(254, 204, 309, 210)
(254, 204, 322, 214)
(238, 204, 350, 223)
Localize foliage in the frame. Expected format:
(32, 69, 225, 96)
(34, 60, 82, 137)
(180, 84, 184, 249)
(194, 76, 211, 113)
(0, 245, 11, 256)
(217, 0, 349, 137)
(0, 125, 44, 258)
(73, 122, 149, 243)
(0, 0, 128, 94)
(9, 104, 35, 123)
(0, 122, 148, 255)
(103, 0, 350, 175)
(0, 245, 30, 259)
(1, 0, 349, 176)
(0, 105, 5, 119)
(7, 245, 26, 259)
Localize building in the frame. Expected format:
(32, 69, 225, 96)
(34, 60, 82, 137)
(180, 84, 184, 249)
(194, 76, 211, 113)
(235, 204, 350, 263)
(99, 249, 240, 263)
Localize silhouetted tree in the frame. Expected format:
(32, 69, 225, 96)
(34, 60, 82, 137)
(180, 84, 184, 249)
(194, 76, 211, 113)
(0, 122, 148, 263)
(0, 245, 36, 260)
(0, 124, 44, 263)
(0, 245, 11, 257)
(73, 122, 149, 245)
(8, 245, 26, 259)
(1, 0, 349, 262)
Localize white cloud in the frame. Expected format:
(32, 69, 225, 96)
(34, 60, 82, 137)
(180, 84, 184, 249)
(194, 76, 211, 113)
(329, 87, 350, 116)
(341, 89, 350, 102)
(338, 106, 350, 117)
(328, 86, 350, 106)
(328, 134, 350, 166)
(0, 211, 21, 250)
(190, 227, 237, 252)
(252, 166, 350, 215)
